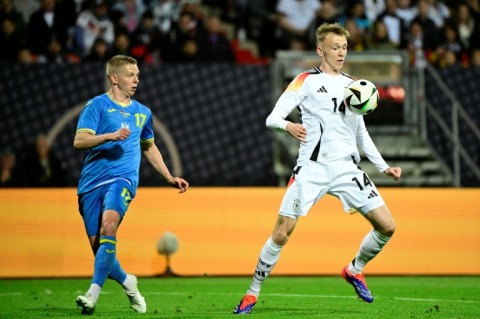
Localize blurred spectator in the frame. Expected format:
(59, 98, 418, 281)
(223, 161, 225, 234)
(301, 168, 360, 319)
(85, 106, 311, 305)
(0, 0, 27, 34)
(110, 32, 132, 56)
(111, 0, 146, 34)
(368, 19, 398, 50)
(198, 15, 235, 62)
(0, 18, 23, 61)
(376, 0, 407, 47)
(17, 47, 35, 63)
(232, 0, 249, 41)
(74, 0, 114, 57)
(431, 23, 467, 67)
(471, 48, 480, 67)
(439, 50, 460, 67)
(339, 0, 371, 33)
(427, 0, 450, 28)
(0, 149, 26, 187)
(149, 0, 181, 34)
(344, 18, 368, 51)
(364, 0, 385, 23)
(406, 21, 428, 68)
(130, 10, 162, 63)
(83, 37, 111, 62)
(451, 3, 480, 53)
(56, 0, 77, 31)
(109, 7, 129, 35)
(275, 0, 321, 51)
(410, 0, 440, 51)
(26, 0, 69, 58)
(309, 0, 338, 48)
(246, 0, 279, 58)
(14, 0, 39, 25)
(396, 0, 416, 26)
(179, 0, 205, 33)
(24, 134, 68, 187)
(42, 36, 80, 63)
(163, 10, 201, 62)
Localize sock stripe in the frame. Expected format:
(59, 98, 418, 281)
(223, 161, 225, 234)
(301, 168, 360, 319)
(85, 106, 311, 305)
(99, 238, 117, 245)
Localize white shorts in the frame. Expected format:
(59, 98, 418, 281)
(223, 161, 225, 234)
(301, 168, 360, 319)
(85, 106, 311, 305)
(279, 158, 385, 218)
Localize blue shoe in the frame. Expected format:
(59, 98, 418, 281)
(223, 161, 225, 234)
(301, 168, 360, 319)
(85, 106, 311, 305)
(233, 294, 257, 314)
(342, 266, 374, 303)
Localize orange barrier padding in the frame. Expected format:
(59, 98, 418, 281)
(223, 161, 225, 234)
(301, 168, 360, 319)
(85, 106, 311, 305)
(0, 188, 478, 277)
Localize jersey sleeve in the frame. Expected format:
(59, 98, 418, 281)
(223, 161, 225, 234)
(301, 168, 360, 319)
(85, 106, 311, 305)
(140, 110, 154, 143)
(76, 100, 101, 135)
(266, 72, 310, 131)
(356, 117, 389, 173)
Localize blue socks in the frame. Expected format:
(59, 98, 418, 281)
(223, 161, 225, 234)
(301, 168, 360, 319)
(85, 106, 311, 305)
(108, 258, 128, 284)
(92, 236, 117, 287)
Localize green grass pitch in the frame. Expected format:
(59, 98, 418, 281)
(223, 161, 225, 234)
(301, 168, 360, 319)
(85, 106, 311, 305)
(0, 276, 478, 318)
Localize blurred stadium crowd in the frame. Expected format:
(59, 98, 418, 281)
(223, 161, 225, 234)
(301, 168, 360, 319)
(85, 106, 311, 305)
(1, 0, 479, 67)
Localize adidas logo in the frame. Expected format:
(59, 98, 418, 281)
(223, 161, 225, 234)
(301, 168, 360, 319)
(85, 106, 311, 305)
(317, 86, 327, 93)
(368, 190, 378, 199)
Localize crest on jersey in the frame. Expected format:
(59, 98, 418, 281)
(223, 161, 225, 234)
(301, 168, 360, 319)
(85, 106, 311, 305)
(293, 199, 301, 211)
(121, 122, 130, 129)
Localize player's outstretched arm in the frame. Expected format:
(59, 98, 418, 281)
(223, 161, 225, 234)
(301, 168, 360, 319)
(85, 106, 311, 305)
(383, 167, 402, 181)
(73, 128, 130, 150)
(141, 142, 189, 193)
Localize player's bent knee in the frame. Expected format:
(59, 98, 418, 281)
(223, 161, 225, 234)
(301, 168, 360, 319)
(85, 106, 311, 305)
(378, 222, 396, 237)
(271, 232, 288, 246)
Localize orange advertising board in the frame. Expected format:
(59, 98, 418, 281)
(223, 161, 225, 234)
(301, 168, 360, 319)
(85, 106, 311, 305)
(0, 188, 478, 277)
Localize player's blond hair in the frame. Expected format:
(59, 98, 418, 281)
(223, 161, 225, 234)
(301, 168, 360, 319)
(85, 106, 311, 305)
(106, 55, 137, 76)
(315, 23, 350, 46)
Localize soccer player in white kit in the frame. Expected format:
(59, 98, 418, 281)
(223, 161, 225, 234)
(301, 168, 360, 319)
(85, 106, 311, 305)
(233, 23, 402, 314)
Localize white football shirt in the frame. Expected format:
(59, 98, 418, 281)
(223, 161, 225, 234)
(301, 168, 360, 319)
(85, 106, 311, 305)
(266, 67, 389, 173)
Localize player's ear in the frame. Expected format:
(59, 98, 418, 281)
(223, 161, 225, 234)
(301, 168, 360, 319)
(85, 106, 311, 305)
(316, 46, 323, 57)
(109, 73, 118, 85)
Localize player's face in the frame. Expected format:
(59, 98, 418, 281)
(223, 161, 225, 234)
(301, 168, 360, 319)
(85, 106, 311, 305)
(316, 34, 348, 74)
(114, 64, 140, 97)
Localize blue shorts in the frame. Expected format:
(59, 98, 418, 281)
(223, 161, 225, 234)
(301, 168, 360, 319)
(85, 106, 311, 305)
(78, 180, 135, 237)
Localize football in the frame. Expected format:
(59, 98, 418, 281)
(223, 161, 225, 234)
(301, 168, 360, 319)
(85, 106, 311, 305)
(157, 231, 179, 255)
(343, 79, 380, 115)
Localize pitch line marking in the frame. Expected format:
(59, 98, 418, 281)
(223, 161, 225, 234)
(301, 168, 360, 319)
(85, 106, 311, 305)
(144, 292, 477, 303)
(0, 291, 476, 304)
(394, 297, 477, 303)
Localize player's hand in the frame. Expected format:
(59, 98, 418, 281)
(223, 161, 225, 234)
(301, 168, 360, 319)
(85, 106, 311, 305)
(110, 128, 131, 141)
(286, 123, 307, 142)
(167, 176, 189, 193)
(384, 167, 402, 181)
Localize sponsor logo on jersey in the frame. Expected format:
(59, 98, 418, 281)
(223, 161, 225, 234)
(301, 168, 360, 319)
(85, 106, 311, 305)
(317, 86, 328, 93)
(107, 108, 117, 113)
(120, 110, 130, 117)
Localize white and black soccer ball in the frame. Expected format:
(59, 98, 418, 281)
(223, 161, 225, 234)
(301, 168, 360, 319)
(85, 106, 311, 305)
(157, 231, 179, 255)
(343, 79, 380, 115)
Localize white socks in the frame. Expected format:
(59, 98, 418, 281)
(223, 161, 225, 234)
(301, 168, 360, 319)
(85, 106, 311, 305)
(247, 238, 283, 296)
(122, 274, 136, 292)
(86, 283, 101, 302)
(349, 230, 391, 275)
